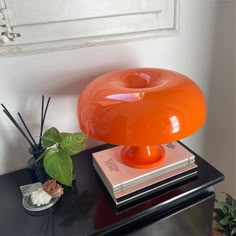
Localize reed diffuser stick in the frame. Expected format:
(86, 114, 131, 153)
(18, 112, 38, 148)
(43, 97, 51, 122)
(1, 104, 35, 149)
(39, 96, 44, 149)
(1, 96, 51, 153)
(38, 96, 51, 149)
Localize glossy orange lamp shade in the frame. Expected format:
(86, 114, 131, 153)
(77, 68, 206, 168)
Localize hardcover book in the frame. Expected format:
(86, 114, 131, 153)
(92, 142, 195, 193)
(94, 163, 198, 206)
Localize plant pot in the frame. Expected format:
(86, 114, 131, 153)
(27, 157, 48, 183)
(27, 147, 48, 183)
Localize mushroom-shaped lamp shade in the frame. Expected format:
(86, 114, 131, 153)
(77, 68, 206, 169)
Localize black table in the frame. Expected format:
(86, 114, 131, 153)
(0, 143, 224, 236)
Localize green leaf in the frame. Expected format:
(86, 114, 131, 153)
(214, 208, 227, 219)
(223, 192, 236, 211)
(219, 203, 231, 216)
(229, 208, 235, 218)
(231, 227, 236, 235)
(35, 148, 53, 164)
(60, 132, 70, 139)
(225, 192, 234, 205)
(60, 132, 87, 155)
(220, 216, 231, 226)
(43, 149, 72, 186)
(42, 127, 62, 147)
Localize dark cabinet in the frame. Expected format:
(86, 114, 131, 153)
(124, 192, 215, 236)
(0, 143, 224, 236)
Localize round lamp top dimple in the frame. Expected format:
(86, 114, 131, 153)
(77, 68, 206, 146)
(109, 69, 184, 91)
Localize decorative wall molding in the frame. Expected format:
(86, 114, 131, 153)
(0, 0, 180, 56)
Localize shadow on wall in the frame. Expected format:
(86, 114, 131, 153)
(203, 1, 236, 197)
(0, 45, 140, 174)
(43, 45, 141, 149)
(45, 45, 140, 149)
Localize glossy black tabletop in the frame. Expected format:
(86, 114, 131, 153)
(0, 143, 224, 236)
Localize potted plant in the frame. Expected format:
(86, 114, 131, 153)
(213, 193, 236, 236)
(1, 96, 87, 186)
(38, 127, 87, 186)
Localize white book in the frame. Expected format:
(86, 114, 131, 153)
(93, 142, 195, 193)
(94, 163, 198, 206)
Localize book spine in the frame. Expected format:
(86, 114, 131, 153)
(113, 157, 195, 192)
(115, 170, 198, 206)
(93, 160, 117, 201)
(94, 159, 198, 206)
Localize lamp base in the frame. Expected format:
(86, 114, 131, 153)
(121, 145, 165, 169)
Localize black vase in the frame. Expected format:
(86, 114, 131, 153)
(27, 147, 48, 183)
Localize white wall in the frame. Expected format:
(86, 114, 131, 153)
(0, 0, 235, 197)
(201, 0, 235, 198)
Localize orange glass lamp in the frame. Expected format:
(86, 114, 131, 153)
(77, 68, 206, 169)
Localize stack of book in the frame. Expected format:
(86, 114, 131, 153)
(93, 142, 198, 206)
